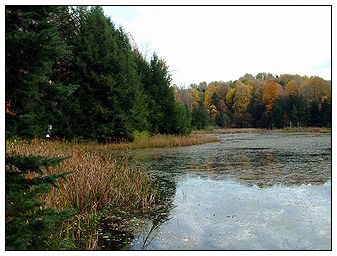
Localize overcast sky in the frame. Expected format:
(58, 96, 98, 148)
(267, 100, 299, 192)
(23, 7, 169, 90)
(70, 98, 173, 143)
(103, 6, 331, 87)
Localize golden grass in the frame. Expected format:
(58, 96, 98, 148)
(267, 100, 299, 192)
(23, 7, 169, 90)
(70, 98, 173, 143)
(6, 139, 157, 212)
(104, 134, 220, 150)
(6, 139, 158, 249)
(6, 134, 219, 249)
(6, 134, 219, 212)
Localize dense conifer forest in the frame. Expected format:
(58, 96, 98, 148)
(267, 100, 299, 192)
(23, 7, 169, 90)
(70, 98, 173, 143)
(6, 6, 331, 142)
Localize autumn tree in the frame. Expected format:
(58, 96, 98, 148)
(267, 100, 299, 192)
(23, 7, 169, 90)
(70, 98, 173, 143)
(285, 80, 300, 97)
(261, 80, 282, 112)
(299, 76, 331, 104)
(232, 80, 252, 127)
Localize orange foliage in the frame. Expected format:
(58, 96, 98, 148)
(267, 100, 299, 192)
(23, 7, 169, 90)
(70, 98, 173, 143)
(262, 80, 281, 111)
(6, 101, 16, 116)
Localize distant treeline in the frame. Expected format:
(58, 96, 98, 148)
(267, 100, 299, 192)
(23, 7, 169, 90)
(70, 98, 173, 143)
(6, 6, 331, 142)
(174, 73, 331, 129)
(6, 6, 191, 141)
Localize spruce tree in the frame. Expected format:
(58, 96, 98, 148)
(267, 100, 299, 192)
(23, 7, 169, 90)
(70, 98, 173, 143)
(6, 6, 70, 139)
(308, 100, 321, 127)
(68, 7, 148, 141)
(271, 98, 284, 128)
(192, 101, 210, 130)
(6, 155, 73, 250)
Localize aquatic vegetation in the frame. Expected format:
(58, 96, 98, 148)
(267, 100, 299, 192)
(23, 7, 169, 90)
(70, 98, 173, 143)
(105, 134, 220, 150)
(193, 127, 331, 134)
(6, 139, 159, 249)
(6, 134, 218, 249)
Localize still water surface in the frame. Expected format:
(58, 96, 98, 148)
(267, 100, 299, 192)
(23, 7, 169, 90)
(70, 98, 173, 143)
(101, 132, 331, 250)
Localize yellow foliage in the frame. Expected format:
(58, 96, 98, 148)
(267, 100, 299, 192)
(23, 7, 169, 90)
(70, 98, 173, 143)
(299, 76, 331, 103)
(232, 82, 252, 117)
(226, 88, 235, 107)
(191, 88, 201, 108)
(285, 80, 300, 97)
(204, 84, 219, 109)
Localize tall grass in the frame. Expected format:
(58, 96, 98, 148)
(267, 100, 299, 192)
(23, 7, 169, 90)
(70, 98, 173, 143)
(6, 139, 158, 249)
(6, 134, 219, 249)
(193, 127, 331, 134)
(104, 134, 220, 150)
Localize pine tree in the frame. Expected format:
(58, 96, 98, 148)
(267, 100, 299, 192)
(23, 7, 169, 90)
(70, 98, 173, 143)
(271, 98, 284, 128)
(172, 102, 192, 135)
(308, 100, 321, 127)
(68, 7, 148, 141)
(192, 101, 210, 130)
(6, 155, 73, 250)
(6, 6, 70, 139)
(320, 97, 331, 127)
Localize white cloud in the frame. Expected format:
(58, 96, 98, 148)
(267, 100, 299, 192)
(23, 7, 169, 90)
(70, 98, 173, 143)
(103, 6, 331, 86)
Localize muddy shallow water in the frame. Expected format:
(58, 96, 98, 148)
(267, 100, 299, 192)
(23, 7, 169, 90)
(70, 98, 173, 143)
(100, 132, 331, 250)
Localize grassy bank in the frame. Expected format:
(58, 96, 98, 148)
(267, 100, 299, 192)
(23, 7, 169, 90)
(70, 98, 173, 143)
(6, 134, 219, 249)
(104, 134, 220, 150)
(193, 127, 331, 134)
(6, 140, 158, 249)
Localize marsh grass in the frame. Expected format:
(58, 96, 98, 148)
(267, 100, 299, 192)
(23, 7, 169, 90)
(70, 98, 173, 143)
(193, 127, 331, 134)
(105, 134, 220, 150)
(6, 134, 218, 249)
(6, 139, 158, 249)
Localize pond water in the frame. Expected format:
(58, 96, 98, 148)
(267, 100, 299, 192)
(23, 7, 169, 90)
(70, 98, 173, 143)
(100, 132, 331, 250)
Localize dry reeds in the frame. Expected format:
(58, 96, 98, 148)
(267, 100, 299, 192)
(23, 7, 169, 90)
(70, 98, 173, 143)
(192, 127, 331, 134)
(6, 139, 157, 212)
(6, 139, 158, 249)
(6, 134, 219, 249)
(104, 134, 220, 150)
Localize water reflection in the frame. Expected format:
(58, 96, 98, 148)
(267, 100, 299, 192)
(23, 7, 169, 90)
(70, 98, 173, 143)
(100, 132, 331, 250)
(136, 133, 331, 187)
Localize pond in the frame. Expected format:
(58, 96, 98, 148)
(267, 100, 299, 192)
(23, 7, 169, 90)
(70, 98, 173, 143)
(100, 132, 331, 250)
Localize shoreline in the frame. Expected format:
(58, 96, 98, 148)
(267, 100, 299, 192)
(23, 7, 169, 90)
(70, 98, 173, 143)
(193, 127, 331, 134)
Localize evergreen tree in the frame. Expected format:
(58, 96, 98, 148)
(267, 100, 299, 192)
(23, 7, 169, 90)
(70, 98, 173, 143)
(260, 111, 272, 129)
(6, 6, 71, 139)
(192, 101, 210, 129)
(271, 98, 284, 128)
(6, 155, 73, 250)
(144, 53, 177, 134)
(172, 102, 192, 135)
(68, 7, 148, 141)
(308, 100, 321, 127)
(247, 93, 265, 128)
(291, 95, 309, 127)
(320, 98, 331, 127)
(215, 113, 231, 128)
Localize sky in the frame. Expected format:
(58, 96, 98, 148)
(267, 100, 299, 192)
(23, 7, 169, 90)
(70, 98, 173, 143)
(103, 6, 331, 87)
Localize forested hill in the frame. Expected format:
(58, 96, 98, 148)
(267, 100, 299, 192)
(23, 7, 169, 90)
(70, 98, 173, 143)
(6, 6, 191, 141)
(6, 6, 331, 141)
(174, 74, 331, 129)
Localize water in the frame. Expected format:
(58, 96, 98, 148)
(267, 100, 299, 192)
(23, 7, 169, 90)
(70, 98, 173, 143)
(100, 132, 331, 250)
